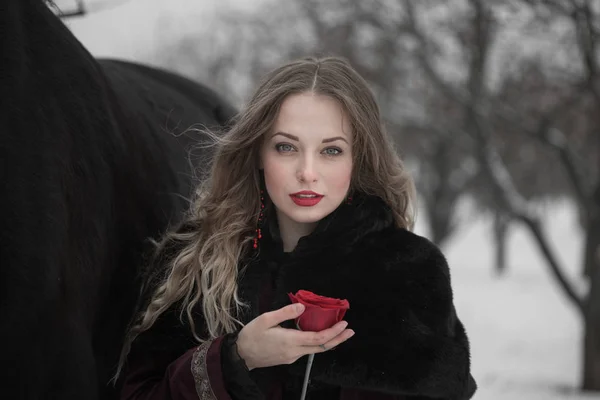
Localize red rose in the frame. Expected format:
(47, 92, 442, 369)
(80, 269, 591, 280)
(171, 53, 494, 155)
(288, 290, 350, 332)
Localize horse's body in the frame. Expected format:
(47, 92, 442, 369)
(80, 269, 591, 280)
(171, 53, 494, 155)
(1, 1, 235, 399)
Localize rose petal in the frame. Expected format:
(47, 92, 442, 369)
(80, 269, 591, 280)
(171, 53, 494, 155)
(294, 291, 348, 307)
(313, 300, 350, 309)
(288, 290, 350, 331)
(296, 306, 341, 332)
(288, 293, 299, 303)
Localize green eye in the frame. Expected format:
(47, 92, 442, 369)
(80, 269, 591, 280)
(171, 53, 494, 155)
(275, 143, 295, 152)
(323, 148, 342, 156)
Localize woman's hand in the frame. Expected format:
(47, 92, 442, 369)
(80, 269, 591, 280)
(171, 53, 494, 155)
(235, 303, 355, 370)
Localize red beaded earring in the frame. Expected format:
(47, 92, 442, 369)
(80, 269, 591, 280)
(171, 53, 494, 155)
(253, 190, 265, 249)
(346, 195, 352, 205)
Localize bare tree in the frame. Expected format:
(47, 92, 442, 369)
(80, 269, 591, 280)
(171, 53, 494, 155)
(402, 0, 598, 390)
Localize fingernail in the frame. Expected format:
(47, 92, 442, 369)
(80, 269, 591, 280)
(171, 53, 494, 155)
(295, 303, 305, 312)
(340, 321, 348, 329)
(348, 330, 355, 337)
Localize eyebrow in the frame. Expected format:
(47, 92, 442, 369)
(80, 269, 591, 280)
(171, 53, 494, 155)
(272, 131, 349, 144)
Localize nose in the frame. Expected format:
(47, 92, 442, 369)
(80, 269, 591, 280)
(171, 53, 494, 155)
(297, 154, 318, 183)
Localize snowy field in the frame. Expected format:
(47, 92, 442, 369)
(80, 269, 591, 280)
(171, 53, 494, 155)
(413, 199, 599, 400)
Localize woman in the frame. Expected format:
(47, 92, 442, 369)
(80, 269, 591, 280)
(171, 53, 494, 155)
(117, 56, 477, 400)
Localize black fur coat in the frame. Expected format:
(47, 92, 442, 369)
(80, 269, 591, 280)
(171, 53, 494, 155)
(232, 192, 477, 399)
(130, 193, 477, 399)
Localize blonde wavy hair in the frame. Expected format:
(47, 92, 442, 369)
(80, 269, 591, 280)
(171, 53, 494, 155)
(115, 56, 416, 378)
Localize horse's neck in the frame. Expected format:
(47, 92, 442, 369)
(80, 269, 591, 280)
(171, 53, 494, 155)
(3, 1, 95, 71)
(1, 0, 105, 104)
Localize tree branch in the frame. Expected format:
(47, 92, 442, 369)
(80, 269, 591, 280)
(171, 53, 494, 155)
(406, 0, 586, 314)
(403, 0, 471, 103)
(472, 113, 586, 314)
(406, 0, 592, 213)
(466, 0, 493, 100)
(571, 1, 600, 101)
(493, 93, 592, 211)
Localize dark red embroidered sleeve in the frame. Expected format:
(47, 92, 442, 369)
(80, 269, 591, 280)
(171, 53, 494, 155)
(120, 337, 232, 400)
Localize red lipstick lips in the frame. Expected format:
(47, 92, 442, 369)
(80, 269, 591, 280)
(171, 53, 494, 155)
(290, 191, 324, 207)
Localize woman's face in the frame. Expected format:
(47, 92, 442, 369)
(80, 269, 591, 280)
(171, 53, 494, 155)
(260, 92, 353, 228)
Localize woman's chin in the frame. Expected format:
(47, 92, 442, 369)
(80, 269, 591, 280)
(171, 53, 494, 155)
(283, 207, 331, 225)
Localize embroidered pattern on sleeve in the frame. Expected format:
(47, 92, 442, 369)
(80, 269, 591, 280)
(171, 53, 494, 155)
(191, 340, 218, 400)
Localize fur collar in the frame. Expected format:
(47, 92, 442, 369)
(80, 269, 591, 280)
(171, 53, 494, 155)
(237, 193, 477, 399)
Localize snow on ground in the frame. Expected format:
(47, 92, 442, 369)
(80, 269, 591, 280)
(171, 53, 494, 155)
(413, 198, 599, 400)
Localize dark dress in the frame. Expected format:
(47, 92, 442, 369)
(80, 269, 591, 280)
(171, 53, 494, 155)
(119, 193, 477, 400)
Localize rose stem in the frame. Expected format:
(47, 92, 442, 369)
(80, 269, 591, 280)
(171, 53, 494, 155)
(299, 353, 315, 400)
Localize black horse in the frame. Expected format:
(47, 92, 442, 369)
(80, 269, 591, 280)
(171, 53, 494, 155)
(1, 1, 235, 399)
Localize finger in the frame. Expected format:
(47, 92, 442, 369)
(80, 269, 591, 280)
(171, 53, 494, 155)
(314, 329, 355, 353)
(261, 303, 305, 328)
(295, 320, 349, 347)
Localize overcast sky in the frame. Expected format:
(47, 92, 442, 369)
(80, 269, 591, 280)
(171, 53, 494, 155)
(57, 0, 260, 63)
